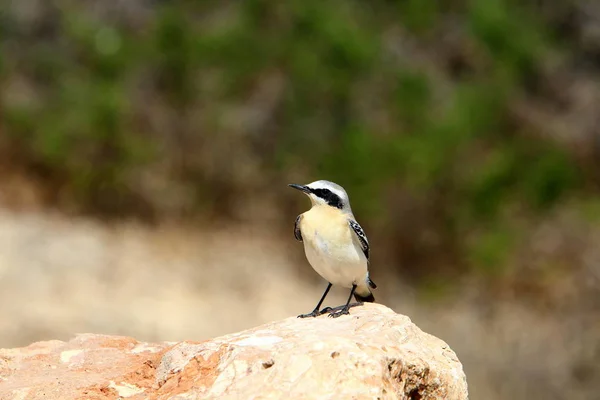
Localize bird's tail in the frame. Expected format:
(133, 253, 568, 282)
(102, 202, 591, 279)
(354, 291, 375, 303)
(354, 277, 377, 303)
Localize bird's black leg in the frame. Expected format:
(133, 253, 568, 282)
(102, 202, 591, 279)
(328, 284, 357, 318)
(298, 283, 332, 318)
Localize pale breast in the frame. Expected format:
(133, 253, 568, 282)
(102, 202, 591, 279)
(300, 207, 363, 263)
(299, 206, 367, 287)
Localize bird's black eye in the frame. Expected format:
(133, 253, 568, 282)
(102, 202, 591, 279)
(312, 188, 343, 209)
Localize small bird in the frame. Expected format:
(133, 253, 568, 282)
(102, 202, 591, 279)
(289, 180, 376, 318)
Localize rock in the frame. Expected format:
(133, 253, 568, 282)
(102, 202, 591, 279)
(0, 303, 468, 400)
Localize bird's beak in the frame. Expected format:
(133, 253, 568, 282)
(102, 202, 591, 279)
(288, 184, 312, 194)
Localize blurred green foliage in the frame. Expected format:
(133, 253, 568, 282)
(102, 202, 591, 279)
(1, 0, 593, 279)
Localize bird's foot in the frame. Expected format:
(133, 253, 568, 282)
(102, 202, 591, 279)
(297, 309, 321, 318)
(328, 307, 350, 318)
(318, 307, 333, 315)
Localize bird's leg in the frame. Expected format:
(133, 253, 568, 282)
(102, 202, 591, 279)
(298, 283, 332, 318)
(328, 284, 357, 318)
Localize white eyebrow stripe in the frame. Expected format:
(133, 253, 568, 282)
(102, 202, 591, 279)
(330, 188, 346, 200)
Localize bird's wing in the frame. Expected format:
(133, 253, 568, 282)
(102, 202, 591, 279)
(349, 219, 369, 260)
(294, 214, 303, 242)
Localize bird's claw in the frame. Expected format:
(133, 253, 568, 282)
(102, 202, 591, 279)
(297, 310, 320, 318)
(328, 308, 350, 318)
(298, 306, 336, 318)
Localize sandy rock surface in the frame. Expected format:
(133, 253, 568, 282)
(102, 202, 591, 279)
(0, 303, 467, 400)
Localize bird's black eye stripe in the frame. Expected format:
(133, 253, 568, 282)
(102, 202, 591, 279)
(312, 188, 343, 209)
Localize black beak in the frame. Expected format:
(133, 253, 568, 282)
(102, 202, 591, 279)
(288, 184, 312, 194)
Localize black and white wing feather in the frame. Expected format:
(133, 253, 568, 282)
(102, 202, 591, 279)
(294, 214, 303, 242)
(349, 219, 369, 260)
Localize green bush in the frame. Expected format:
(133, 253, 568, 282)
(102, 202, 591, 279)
(0, 0, 591, 279)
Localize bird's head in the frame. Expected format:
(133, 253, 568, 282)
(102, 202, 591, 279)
(288, 180, 352, 212)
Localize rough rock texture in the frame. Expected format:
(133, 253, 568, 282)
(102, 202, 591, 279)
(0, 304, 468, 400)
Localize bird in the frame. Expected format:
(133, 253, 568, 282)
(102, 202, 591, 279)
(288, 180, 377, 318)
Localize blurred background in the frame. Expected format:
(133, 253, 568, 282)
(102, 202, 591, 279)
(1, 0, 600, 399)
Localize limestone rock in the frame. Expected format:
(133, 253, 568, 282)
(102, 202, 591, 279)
(0, 303, 468, 399)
